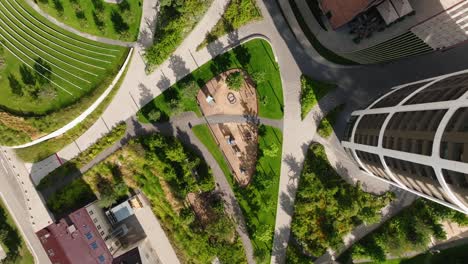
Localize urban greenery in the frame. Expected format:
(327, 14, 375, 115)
(0, 200, 34, 264)
(46, 133, 246, 262)
(193, 124, 283, 263)
(365, 243, 468, 264)
(46, 177, 96, 216)
(0, 0, 129, 146)
(97, 134, 244, 263)
(226, 71, 244, 91)
(288, 143, 394, 260)
(339, 199, 468, 263)
(287, 0, 357, 65)
(317, 104, 345, 138)
(138, 39, 284, 122)
(145, 0, 212, 68)
(15, 52, 132, 162)
(35, 0, 142, 41)
(37, 122, 127, 191)
(300, 75, 336, 119)
(197, 0, 262, 50)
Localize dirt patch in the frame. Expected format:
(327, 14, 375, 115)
(197, 69, 257, 116)
(187, 192, 215, 227)
(0, 112, 43, 139)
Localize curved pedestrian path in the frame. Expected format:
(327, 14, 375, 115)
(24, 0, 135, 47)
(18, 0, 468, 263)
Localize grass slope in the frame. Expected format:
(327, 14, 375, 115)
(139, 39, 284, 121)
(193, 123, 283, 263)
(15, 54, 131, 162)
(35, 0, 142, 41)
(0, 0, 128, 146)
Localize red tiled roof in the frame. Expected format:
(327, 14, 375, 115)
(36, 208, 113, 264)
(321, 0, 381, 29)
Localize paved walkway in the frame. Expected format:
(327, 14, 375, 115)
(24, 0, 135, 47)
(0, 149, 52, 264)
(15, 0, 468, 263)
(133, 193, 180, 264)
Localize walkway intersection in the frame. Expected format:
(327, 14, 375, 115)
(5, 0, 468, 263)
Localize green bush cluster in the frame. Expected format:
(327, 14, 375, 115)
(343, 199, 468, 262)
(46, 178, 96, 215)
(226, 71, 244, 91)
(197, 0, 262, 50)
(300, 75, 336, 119)
(116, 134, 244, 263)
(317, 104, 344, 138)
(37, 122, 127, 190)
(289, 143, 394, 258)
(145, 0, 212, 68)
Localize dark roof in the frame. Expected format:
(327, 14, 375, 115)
(112, 247, 141, 264)
(37, 207, 113, 264)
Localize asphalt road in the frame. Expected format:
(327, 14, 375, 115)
(0, 150, 51, 264)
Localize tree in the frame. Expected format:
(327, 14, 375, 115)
(226, 71, 244, 91)
(147, 110, 161, 122)
(251, 70, 266, 86)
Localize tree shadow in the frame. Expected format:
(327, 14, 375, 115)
(168, 55, 189, 81)
(19, 64, 36, 85)
(156, 73, 171, 91)
(8, 74, 23, 96)
(33, 58, 52, 84)
(283, 153, 302, 185)
(138, 82, 154, 107)
(271, 226, 292, 263)
(111, 10, 129, 34)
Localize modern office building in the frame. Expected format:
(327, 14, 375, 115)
(342, 69, 468, 213)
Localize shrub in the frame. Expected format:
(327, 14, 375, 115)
(290, 143, 394, 256)
(300, 75, 336, 119)
(226, 71, 244, 91)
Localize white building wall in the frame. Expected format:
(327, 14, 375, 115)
(343, 68, 468, 214)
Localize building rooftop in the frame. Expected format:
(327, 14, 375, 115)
(37, 207, 113, 264)
(320, 0, 381, 29)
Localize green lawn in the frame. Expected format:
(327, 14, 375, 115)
(139, 39, 284, 121)
(193, 123, 283, 263)
(197, 0, 262, 50)
(300, 74, 336, 119)
(0, 199, 34, 264)
(287, 0, 357, 65)
(15, 54, 132, 162)
(317, 104, 345, 138)
(0, 0, 128, 146)
(35, 0, 142, 41)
